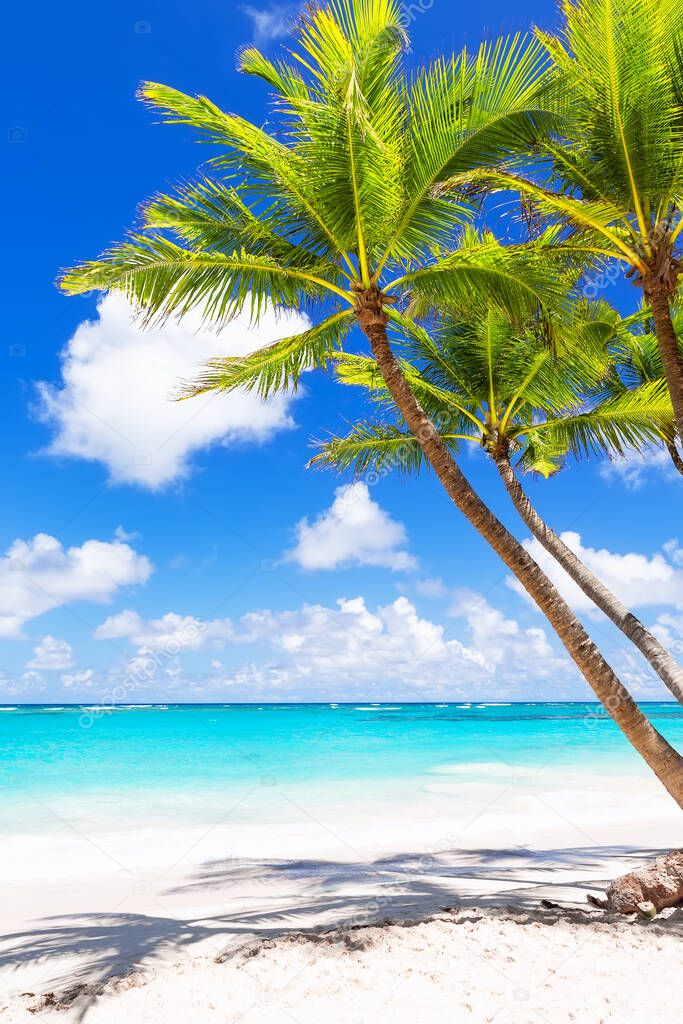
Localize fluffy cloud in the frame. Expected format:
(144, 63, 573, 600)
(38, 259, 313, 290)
(27, 635, 74, 671)
(450, 589, 564, 673)
(0, 533, 152, 637)
(61, 668, 94, 689)
(652, 611, 683, 655)
(599, 447, 682, 490)
(509, 531, 683, 613)
(36, 293, 310, 489)
(96, 609, 232, 651)
(234, 595, 484, 683)
(286, 483, 416, 571)
(91, 592, 571, 700)
(0, 669, 46, 698)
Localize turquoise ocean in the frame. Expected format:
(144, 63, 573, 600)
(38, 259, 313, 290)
(3, 702, 683, 835)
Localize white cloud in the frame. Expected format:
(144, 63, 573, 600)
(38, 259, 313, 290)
(96, 609, 231, 651)
(61, 668, 94, 689)
(286, 483, 416, 571)
(663, 539, 683, 567)
(36, 293, 310, 489)
(509, 531, 683, 613)
(599, 447, 682, 490)
(241, 3, 297, 44)
(450, 589, 565, 674)
(0, 533, 152, 638)
(0, 669, 46, 698)
(652, 611, 683, 653)
(27, 635, 74, 671)
(92, 592, 570, 699)
(233, 595, 482, 683)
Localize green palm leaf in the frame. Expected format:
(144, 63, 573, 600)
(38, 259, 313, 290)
(521, 378, 675, 472)
(310, 422, 429, 475)
(179, 310, 354, 399)
(60, 234, 351, 324)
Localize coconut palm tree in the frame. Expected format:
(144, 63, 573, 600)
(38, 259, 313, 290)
(610, 308, 683, 477)
(311, 295, 683, 702)
(463, 0, 683, 438)
(59, 0, 683, 803)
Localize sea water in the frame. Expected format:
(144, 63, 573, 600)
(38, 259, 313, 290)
(2, 702, 682, 835)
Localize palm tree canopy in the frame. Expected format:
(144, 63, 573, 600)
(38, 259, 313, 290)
(610, 306, 683, 389)
(460, 0, 683, 277)
(59, 0, 580, 399)
(312, 296, 676, 479)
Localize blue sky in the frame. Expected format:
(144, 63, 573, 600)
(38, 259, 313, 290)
(2, 0, 683, 703)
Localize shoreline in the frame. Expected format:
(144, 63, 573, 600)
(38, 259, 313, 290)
(3, 706, 682, 1021)
(2, 772, 682, 1021)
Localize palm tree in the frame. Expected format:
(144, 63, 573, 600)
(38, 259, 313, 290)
(59, 0, 683, 803)
(464, 0, 683, 438)
(610, 308, 683, 477)
(312, 294, 683, 702)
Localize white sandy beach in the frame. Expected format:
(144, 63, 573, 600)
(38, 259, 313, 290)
(2, 769, 682, 1023)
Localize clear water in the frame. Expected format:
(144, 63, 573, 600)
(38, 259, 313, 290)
(2, 702, 682, 832)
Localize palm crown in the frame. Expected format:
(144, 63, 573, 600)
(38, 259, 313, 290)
(467, 0, 683, 436)
(60, 0, 571, 391)
(476, 0, 683, 278)
(313, 296, 675, 479)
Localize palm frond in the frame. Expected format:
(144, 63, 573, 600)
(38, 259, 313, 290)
(382, 34, 559, 266)
(60, 234, 349, 325)
(178, 310, 353, 399)
(519, 378, 675, 471)
(310, 421, 428, 475)
(543, 0, 683, 218)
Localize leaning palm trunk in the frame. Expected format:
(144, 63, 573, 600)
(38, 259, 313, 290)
(665, 439, 683, 478)
(491, 450, 683, 705)
(355, 290, 683, 808)
(645, 290, 683, 443)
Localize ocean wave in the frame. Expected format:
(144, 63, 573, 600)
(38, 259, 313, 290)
(430, 762, 515, 776)
(0, 706, 18, 712)
(81, 704, 158, 711)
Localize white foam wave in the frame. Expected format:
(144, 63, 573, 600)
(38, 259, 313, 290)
(430, 762, 513, 776)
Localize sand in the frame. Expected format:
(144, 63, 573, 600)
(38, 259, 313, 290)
(1, 770, 682, 1022)
(30, 906, 681, 1024)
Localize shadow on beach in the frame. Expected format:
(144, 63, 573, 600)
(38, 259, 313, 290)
(2, 843, 683, 1015)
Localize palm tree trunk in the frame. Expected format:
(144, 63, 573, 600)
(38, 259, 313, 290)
(356, 302, 683, 807)
(665, 439, 683, 478)
(492, 450, 683, 705)
(647, 290, 683, 441)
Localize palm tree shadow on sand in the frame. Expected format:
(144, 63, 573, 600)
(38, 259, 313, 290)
(2, 844, 683, 1019)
